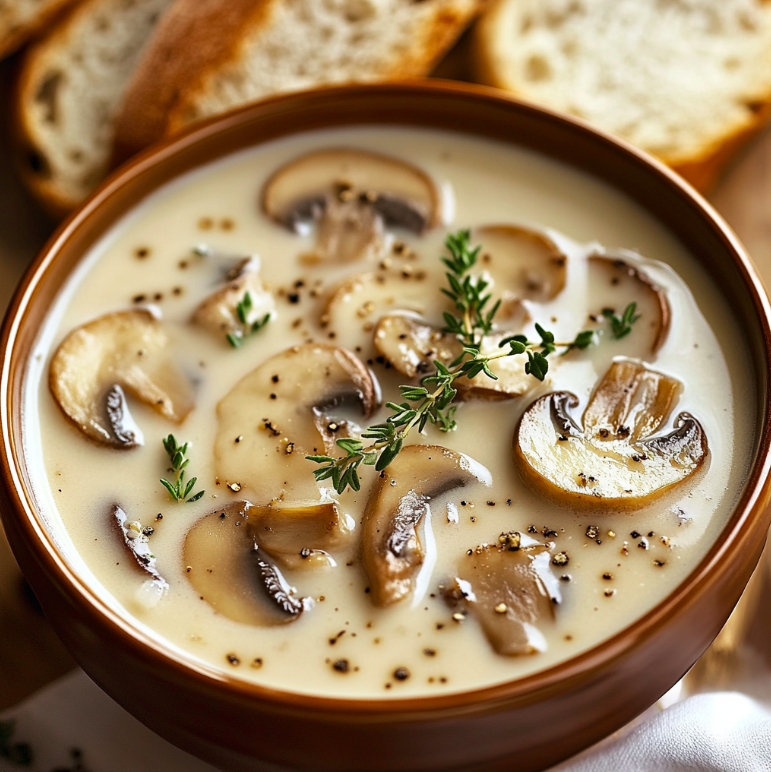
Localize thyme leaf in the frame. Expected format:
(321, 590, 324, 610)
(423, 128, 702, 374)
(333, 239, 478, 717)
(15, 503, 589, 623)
(160, 434, 205, 503)
(227, 291, 271, 348)
(602, 302, 641, 340)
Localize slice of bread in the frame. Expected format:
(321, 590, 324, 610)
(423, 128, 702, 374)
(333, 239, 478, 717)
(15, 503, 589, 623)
(0, 0, 79, 60)
(113, 0, 484, 164)
(473, 0, 771, 190)
(14, 0, 173, 214)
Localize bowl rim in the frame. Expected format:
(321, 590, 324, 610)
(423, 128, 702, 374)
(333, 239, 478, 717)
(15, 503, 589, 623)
(3, 78, 771, 717)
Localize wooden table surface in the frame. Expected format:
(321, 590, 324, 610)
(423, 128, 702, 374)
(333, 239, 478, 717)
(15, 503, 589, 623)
(1, 57, 771, 713)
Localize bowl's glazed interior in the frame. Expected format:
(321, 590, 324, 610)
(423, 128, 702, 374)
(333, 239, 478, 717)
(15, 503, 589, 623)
(2, 81, 771, 772)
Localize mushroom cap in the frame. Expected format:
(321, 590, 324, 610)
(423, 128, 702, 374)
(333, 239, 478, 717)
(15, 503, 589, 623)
(262, 148, 441, 233)
(250, 500, 352, 570)
(183, 500, 311, 626)
(515, 360, 708, 508)
(445, 531, 560, 656)
(215, 343, 379, 505)
(586, 255, 671, 358)
(192, 256, 274, 341)
(361, 444, 491, 607)
(321, 271, 431, 356)
(473, 224, 568, 311)
(373, 313, 461, 379)
(49, 309, 194, 447)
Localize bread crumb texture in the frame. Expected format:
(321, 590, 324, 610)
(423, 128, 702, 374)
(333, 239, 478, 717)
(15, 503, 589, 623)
(476, 0, 771, 168)
(17, 0, 173, 211)
(172, 0, 478, 131)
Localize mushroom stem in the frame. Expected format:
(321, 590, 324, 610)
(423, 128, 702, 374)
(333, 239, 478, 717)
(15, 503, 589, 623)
(253, 544, 308, 618)
(112, 504, 167, 591)
(361, 445, 491, 607)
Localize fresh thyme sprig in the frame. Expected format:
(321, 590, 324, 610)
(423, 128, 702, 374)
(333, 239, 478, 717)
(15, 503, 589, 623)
(227, 291, 271, 348)
(307, 351, 508, 493)
(440, 230, 500, 348)
(500, 324, 598, 380)
(603, 302, 641, 340)
(309, 230, 601, 494)
(160, 434, 205, 503)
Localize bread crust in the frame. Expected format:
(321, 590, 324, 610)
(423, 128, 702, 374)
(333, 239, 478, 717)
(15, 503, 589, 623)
(112, 0, 277, 166)
(11, 0, 87, 216)
(14, 0, 174, 215)
(0, 0, 80, 60)
(471, 0, 771, 192)
(113, 0, 484, 165)
(669, 100, 771, 192)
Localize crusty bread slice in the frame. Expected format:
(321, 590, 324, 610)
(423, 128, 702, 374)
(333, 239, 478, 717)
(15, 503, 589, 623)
(0, 0, 79, 60)
(113, 0, 484, 164)
(14, 0, 173, 214)
(473, 0, 771, 191)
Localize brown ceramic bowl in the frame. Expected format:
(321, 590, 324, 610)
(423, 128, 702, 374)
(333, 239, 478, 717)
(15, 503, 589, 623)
(2, 81, 771, 772)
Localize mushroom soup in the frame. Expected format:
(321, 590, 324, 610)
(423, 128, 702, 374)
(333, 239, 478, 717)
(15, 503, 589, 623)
(26, 127, 755, 698)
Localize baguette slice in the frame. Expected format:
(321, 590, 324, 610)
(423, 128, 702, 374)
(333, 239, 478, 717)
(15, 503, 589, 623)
(14, 0, 174, 214)
(0, 0, 79, 60)
(473, 0, 771, 191)
(113, 0, 484, 164)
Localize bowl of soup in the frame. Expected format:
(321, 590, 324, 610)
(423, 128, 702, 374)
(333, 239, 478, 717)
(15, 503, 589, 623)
(2, 81, 770, 772)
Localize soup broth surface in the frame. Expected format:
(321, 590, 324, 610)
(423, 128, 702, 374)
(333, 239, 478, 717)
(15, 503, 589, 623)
(25, 127, 755, 698)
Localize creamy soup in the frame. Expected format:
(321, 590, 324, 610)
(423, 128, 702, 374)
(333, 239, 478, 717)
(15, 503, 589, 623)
(25, 127, 755, 698)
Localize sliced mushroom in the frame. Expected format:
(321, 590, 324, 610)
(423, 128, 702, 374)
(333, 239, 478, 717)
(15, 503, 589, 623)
(215, 343, 379, 504)
(373, 314, 544, 399)
(587, 255, 670, 356)
(320, 270, 431, 354)
(262, 148, 441, 262)
(515, 360, 708, 507)
(373, 314, 460, 378)
(444, 531, 560, 656)
(362, 445, 491, 607)
(249, 500, 352, 569)
(49, 310, 194, 448)
(473, 225, 567, 314)
(183, 501, 311, 626)
(192, 256, 274, 342)
(113, 504, 168, 592)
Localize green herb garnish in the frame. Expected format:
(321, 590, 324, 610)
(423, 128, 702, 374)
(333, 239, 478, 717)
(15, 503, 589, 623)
(602, 302, 641, 340)
(309, 230, 599, 494)
(160, 434, 205, 503)
(226, 291, 271, 348)
(440, 230, 500, 348)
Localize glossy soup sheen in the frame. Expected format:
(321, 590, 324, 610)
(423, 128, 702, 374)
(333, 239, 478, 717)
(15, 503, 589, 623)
(25, 127, 755, 698)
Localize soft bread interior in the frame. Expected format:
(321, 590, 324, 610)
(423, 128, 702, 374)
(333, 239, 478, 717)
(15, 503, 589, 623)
(475, 0, 771, 174)
(17, 0, 173, 212)
(171, 0, 481, 130)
